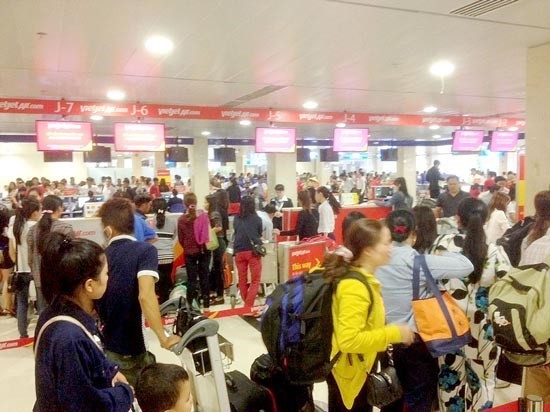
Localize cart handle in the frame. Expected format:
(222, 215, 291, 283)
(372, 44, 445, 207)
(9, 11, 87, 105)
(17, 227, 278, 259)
(170, 319, 220, 355)
(159, 297, 182, 316)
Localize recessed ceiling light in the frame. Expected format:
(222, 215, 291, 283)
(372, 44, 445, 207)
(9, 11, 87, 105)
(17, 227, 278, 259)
(90, 114, 103, 121)
(432, 134, 441, 139)
(463, 113, 472, 117)
(239, 120, 251, 126)
(508, 127, 519, 132)
(429, 124, 440, 130)
(201, 131, 211, 136)
(144, 35, 174, 55)
(423, 106, 437, 113)
(429, 61, 455, 77)
(106, 89, 125, 101)
(312, 140, 318, 143)
(336, 122, 346, 128)
(302, 100, 318, 110)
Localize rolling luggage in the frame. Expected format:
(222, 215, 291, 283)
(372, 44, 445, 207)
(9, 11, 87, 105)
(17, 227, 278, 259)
(226, 370, 276, 412)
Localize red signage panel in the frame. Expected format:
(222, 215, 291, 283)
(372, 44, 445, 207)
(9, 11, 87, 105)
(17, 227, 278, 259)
(333, 128, 369, 152)
(114, 123, 165, 152)
(287, 242, 327, 279)
(255, 127, 296, 153)
(35, 121, 93, 151)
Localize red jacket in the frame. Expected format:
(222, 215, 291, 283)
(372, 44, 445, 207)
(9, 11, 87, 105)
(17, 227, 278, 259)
(177, 214, 202, 255)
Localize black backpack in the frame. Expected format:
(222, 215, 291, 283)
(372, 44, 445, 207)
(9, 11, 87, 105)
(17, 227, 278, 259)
(496, 216, 535, 267)
(260, 270, 373, 385)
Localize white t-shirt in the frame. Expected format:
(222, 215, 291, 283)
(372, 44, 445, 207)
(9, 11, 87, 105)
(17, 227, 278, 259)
(318, 200, 335, 234)
(484, 209, 511, 245)
(8, 220, 36, 273)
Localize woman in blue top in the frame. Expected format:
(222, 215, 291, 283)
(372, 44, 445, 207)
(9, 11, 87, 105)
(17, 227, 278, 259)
(376, 209, 473, 412)
(375, 177, 413, 210)
(34, 232, 134, 412)
(233, 196, 263, 307)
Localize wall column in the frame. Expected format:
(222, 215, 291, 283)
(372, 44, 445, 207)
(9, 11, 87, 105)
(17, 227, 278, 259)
(525, 43, 550, 215)
(131, 153, 142, 177)
(397, 146, 417, 204)
(191, 136, 210, 203)
(267, 153, 298, 205)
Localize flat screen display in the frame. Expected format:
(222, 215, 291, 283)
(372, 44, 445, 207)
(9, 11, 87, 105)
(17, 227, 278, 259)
(380, 148, 398, 161)
(255, 127, 296, 153)
(452, 130, 484, 152)
(489, 131, 519, 152)
(296, 148, 311, 162)
(84, 146, 111, 163)
(43, 151, 74, 162)
(214, 147, 236, 163)
(320, 148, 339, 162)
(333, 128, 369, 152)
(165, 147, 189, 162)
(114, 123, 165, 152)
(36, 121, 93, 151)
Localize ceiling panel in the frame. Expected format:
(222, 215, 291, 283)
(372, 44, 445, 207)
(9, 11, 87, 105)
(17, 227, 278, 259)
(0, 0, 548, 137)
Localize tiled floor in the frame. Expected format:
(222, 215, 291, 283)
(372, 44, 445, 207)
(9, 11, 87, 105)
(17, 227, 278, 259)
(0, 307, 521, 411)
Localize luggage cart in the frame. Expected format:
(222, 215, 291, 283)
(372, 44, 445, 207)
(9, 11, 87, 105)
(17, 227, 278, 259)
(160, 299, 234, 412)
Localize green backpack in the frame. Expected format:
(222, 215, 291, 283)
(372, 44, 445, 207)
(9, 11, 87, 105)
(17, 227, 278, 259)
(488, 256, 550, 366)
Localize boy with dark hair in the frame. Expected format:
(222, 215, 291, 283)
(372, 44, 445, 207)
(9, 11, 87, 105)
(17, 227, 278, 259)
(135, 363, 193, 412)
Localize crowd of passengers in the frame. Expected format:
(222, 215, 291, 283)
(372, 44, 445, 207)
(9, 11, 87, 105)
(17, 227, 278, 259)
(0, 163, 546, 411)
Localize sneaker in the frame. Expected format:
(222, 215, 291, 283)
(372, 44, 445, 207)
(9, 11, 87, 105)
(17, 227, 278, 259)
(495, 380, 510, 389)
(211, 296, 225, 306)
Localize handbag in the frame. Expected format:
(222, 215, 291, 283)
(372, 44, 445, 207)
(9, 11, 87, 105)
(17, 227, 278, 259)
(365, 345, 403, 408)
(247, 234, 266, 257)
(412, 254, 471, 357)
(206, 227, 219, 251)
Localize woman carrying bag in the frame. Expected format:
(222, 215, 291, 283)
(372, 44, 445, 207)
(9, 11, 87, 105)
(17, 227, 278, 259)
(429, 198, 511, 411)
(376, 209, 474, 412)
(324, 218, 415, 411)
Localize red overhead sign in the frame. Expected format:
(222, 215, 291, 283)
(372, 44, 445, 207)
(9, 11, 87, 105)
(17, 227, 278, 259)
(35, 120, 93, 151)
(114, 123, 165, 152)
(0, 97, 526, 128)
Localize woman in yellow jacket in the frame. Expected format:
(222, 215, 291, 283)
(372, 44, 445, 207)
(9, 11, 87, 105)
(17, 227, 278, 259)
(324, 218, 415, 411)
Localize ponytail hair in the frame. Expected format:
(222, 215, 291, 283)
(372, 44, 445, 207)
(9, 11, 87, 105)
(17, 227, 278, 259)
(323, 219, 383, 283)
(412, 206, 437, 253)
(317, 186, 341, 215)
(14, 198, 41, 245)
(386, 209, 415, 243)
(37, 195, 63, 255)
(152, 198, 168, 229)
(184, 192, 198, 221)
(457, 198, 488, 284)
(527, 190, 550, 246)
(40, 232, 105, 304)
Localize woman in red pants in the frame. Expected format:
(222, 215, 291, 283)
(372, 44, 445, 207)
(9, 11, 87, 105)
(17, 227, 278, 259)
(233, 196, 263, 307)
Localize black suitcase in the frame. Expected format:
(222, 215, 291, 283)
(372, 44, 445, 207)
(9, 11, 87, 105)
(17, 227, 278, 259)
(226, 370, 276, 412)
(250, 354, 314, 412)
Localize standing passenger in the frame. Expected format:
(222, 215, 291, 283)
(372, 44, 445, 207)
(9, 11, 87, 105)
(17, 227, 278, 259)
(316, 186, 341, 240)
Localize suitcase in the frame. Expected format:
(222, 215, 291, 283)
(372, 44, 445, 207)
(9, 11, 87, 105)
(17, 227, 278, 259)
(226, 370, 277, 412)
(250, 354, 314, 412)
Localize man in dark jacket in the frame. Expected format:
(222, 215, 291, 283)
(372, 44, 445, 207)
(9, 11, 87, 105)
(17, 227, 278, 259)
(426, 160, 443, 198)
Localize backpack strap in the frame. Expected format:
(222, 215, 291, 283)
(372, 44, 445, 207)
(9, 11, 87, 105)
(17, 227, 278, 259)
(34, 315, 102, 358)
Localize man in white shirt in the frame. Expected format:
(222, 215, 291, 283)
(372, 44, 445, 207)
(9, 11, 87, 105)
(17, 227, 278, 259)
(256, 204, 277, 242)
(102, 177, 117, 201)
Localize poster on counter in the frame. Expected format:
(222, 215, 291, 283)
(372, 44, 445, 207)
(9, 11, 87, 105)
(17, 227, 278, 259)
(286, 242, 326, 279)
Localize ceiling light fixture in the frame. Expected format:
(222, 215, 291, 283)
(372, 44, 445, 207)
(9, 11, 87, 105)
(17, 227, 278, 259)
(508, 127, 519, 132)
(429, 61, 455, 77)
(239, 120, 251, 126)
(144, 35, 174, 55)
(336, 122, 346, 128)
(106, 89, 126, 101)
(429, 124, 440, 130)
(302, 100, 318, 110)
(90, 114, 104, 121)
(201, 131, 211, 136)
(432, 134, 441, 139)
(423, 105, 437, 113)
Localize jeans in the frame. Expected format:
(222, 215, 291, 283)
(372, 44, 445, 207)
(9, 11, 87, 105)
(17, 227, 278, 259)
(184, 252, 210, 306)
(35, 286, 47, 314)
(15, 272, 31, 338)
(209, 237, 227, 297)
(381, 339, 439, 412)
(156, 262, 174, 304)
(235, 250, 262, 307)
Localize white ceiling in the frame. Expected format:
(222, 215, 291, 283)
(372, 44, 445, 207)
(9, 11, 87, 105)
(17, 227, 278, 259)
(0, 0, 548, 139)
